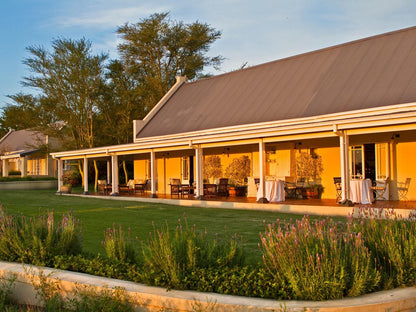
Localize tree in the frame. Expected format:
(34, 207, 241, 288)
(22, 37, 107, 150)
(117, 12, 223, 113)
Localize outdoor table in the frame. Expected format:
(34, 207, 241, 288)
(349, 179, 373, 204)
(257, 180, 285, 202)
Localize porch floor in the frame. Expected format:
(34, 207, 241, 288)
(70, 190, 416, 218)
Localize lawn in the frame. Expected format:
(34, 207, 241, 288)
(0, 189, 344, 264)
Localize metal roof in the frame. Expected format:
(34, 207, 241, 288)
(137, 26, 416, 139)
(0, 129, 45, 155)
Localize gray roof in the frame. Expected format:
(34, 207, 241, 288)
(137, 26, 416, 139)
(0, 129, 45, 154)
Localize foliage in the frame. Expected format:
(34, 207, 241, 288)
(0, 274, 17, 310)
(0, 176, 56, 182)
(19, 38, 108, 150)
(7, 170, 21, 176)
(203, 155, 222, 181)
(62, 171, 81, 186)
(353, 208, 416, 288)
(260, 216, 380, 300)
(0, 206, 82, 266)
(117, 12, 223, 115)
(296, 152, 323, 183)
(68, 285, 134, 312)
(139, 213, 244, 289)
(102, 224, 135, 263)
(224, 156, 251, 185)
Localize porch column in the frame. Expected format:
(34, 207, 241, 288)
(195, 145, 205, 200)
(83, 156, 88, 195)
(57, 158, 63, 193)
(111, 154, 119, 195)
(20, 157, 27, 177)
(257, 139, 268, 203)
(107, 160, 111, 184)
(2, 159, 8, 177)
(150, 150, 157, 198)
(339, 131, 350, 201)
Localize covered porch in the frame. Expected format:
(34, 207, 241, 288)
(52, 117, 416, 210)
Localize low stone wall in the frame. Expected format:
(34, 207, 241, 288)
(0, 261, 415, 312)
(0, 180, 57, 190)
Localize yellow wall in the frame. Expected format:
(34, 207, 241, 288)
(314, 146, 341, 199)
(393, 133, 416, 200)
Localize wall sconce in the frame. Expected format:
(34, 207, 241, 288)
(223, 147, 230, 157)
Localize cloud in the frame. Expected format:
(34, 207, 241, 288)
(53, 3, 170, 29)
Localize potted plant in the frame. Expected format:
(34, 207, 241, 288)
(224, 156, 251, 197)
(61, 171, 79, 194)
(203, 155, 222, 184)
(296, 152, 324, 198)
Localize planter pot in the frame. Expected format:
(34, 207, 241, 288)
(228, 187, 236, 197)
(61, 185, 72, 194)
(306, 189, 319, 199)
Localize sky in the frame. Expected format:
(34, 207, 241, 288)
(1, 0, 416, 109)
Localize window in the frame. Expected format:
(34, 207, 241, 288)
(181, 157, 189, 182)
(350, 146, 363, 179)
(375, 143, 388, 180)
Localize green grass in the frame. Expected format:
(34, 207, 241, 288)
(0, 189, 342, 264)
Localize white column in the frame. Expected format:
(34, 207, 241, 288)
(20, 158, 27, 177)
(339, 131, 350, 201)
(257, 139, 268, 203)
(111, 154, 119, 195)
(107, 160, 111, 184)
(83, 156, 88, 195)
(195, 145, 205, 199)
(2, 159, 8, 177)
(150, 150, 157, 198)
(57, 159, 63, 193)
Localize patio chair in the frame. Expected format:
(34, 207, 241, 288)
(397, 178, 411, 200)
(170, 178, 182, 198)
(371, 177, 390, 201)
(284, 176, 297, 199)
(97, 180, 108, 195)
(217, 178, 229, 197)
(333, 177, 342, 203)
(134, 180, 146, 195)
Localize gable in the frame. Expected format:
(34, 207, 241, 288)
(137, 26, 416, 139)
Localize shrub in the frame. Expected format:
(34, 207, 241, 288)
(0, 205, 82, 266)
(260, 216, 380, 300)
(139, 214, 244, 289)
(102, 224, 135, 263)
(352, 209, 416, 288)
(7, 170, 21, 176)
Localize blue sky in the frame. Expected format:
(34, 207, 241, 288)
(1, 0, 416, 108)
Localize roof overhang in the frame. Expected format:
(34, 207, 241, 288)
(51, 102, 416, 160)
(0, 149, 38, 160)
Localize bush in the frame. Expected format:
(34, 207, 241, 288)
(102, 225, 135, 263)
(260, 216, 380, 300)
(7, 170, 21, 176)
(353, 209, 416, 288)
(0, 205, 82, 266)
(139, 214, 245, 289)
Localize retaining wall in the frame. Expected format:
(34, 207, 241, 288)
(0, 262, 415, 312)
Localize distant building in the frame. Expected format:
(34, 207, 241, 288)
(0, 129, 58, 177)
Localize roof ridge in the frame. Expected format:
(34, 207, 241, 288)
(188, 25, 416, 85)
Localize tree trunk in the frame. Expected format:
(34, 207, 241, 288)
(94, 160, 98, 191)
(122, 160, 128, 184)
(78, 160, 84, 187)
